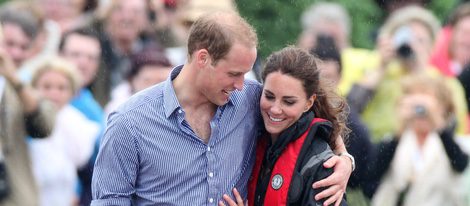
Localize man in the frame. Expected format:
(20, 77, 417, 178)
(0, 24, 55, 205)
(0, 2, 41, 68)
(91, 0, 156, 106)
(92, 12, 352, 206)
(59, 28, 105, 206)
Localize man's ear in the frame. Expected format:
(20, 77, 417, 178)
(195, 49, 210, 67)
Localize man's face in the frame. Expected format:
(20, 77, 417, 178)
(107, 0, 147, 42)
(198, 43, 257, 106)
(61, 33, 101, 87)
(2, 23, 32, 67)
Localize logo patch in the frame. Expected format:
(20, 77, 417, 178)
(271, 174, 283, 190)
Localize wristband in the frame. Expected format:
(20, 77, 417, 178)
(339, 152, 356, 172)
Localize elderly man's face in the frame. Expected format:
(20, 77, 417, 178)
(2, 23, 32, 67)
(107, 0, 147, 42)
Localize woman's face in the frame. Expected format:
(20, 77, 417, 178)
(35, 70, 74, 109)
(452, 16, 470, 66)
(260, 71, 315, 140)
(131, 65, 171, 93)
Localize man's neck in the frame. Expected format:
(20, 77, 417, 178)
(173, 64, 216, 111)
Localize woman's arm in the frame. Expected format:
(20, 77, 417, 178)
(438, 126, 469, 172)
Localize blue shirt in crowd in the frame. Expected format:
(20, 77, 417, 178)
(91, 65, 263, 205)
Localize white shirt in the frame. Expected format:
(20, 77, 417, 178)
(29, 104, 100, 206)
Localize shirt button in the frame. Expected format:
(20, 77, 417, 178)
(178, 109, 182, 114)
(207, 146, 211, 152)
(209, 172, 214, 177)
(209, 198, 214, 203)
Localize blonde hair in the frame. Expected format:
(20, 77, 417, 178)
(31, 56, 81, 94)
(379, 5, 440, 41)
(400, 73, 455, 120)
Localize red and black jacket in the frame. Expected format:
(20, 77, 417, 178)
(248, 112, 348, 206)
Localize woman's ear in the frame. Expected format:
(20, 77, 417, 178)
(305, 94, 316, 112)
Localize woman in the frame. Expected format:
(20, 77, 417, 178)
(30, 56, 100, 206)
(104, 48, 172, 115)
(371, 73, 469, 206)
(221, 47, 349, 206)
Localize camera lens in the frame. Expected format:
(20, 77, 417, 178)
(414, 105, 427, 117)
(397, 44, 413, 59)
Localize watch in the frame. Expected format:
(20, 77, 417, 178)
(339, 152, 356, 172)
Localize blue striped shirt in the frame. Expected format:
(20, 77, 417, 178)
(91, 65, 262, 206)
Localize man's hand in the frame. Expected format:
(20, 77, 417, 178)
(312, 155, 352, 206)
(0, 48, 16, 80)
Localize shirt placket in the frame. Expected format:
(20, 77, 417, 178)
(206, 108, 223, 205)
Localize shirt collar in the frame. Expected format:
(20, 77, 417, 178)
(164, 65, 184, 118)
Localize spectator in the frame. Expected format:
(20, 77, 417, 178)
(348, 5, 469, 140)
(0, 2, 41, 68)
(105, 48, 172, 115)
(29, 56, 99, 206)
(430, 2, 470, 77)
(35, 0, 97, 34)
(0, 23, 55, 205)
(297, 1, 377, 95)
(91, 0, 159, 105)
(311, 35, 378, 199)
(58, 27, 105, 206)
(371, 73, 469, 206)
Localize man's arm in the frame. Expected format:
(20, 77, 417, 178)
(312, 137, 353, 206)
(91, 113, 139, 206)
(0, 49, 55, 137)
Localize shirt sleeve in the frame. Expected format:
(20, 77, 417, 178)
(91, 112, 139, 206)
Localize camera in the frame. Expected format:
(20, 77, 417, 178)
(414, 105, 427, 117)
(393, 26, 415, 60)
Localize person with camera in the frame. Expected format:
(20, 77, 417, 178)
(0, 27, 56, 205)
(347, 5, 469, 142)
(370, 73, 469, 206)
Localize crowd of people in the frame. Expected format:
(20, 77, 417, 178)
(0, 0, 469, 206)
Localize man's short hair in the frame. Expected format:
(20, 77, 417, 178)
(0, 2, 41, 40)
(301, 2, 351, 38)
(59, 27, 101, 52)
(187, 11, 257, 64)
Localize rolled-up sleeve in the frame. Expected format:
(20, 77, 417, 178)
(91, 112, 139, 205)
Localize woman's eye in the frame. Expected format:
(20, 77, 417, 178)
(284, 100, 295, 105)
(264, 94, 274, 100)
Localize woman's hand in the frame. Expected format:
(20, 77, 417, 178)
(312, 155, 351, 206)
(218, 188, 245, 206)
(397, 93, 445, 135)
